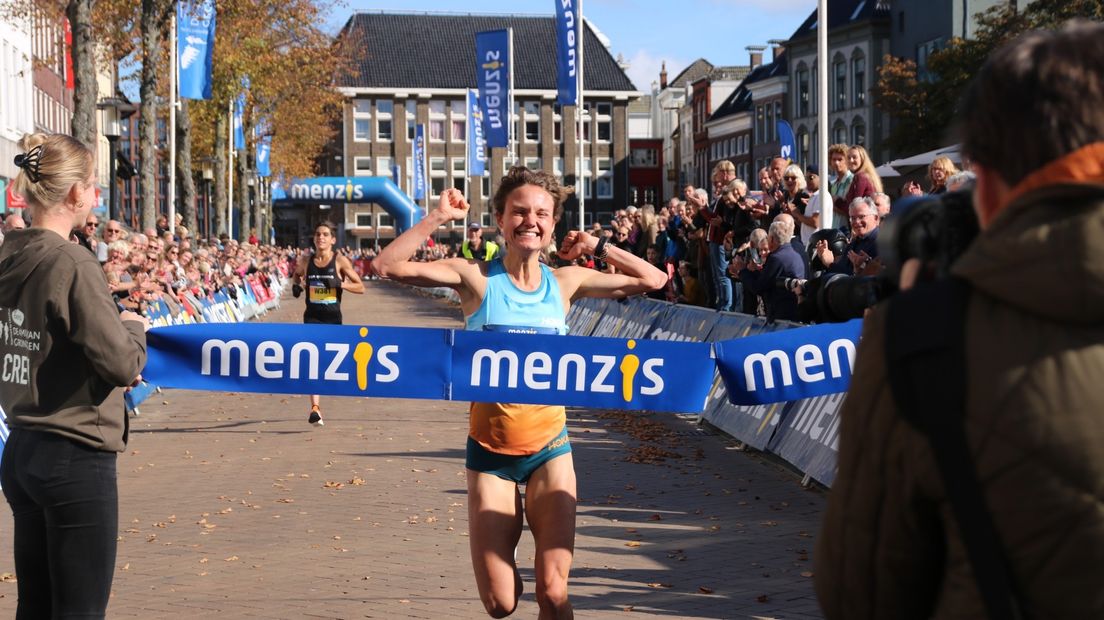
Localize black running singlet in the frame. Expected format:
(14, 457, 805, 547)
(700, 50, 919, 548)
(304, 253, 342, 324)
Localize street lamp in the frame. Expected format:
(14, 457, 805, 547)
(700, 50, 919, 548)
(201, 158, 214, 240)
(97, 96, 135, 223)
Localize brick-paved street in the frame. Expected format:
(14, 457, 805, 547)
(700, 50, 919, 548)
(0, 280, 826, 619)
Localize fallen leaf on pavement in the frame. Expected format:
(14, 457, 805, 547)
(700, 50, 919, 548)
(625, 541, 642, 548)
(699, 586, 714, 594)
(646, 583, 673, 589)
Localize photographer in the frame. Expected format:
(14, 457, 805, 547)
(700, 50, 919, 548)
(816, 21, 1104, 620)
(816, 197, 880, 277)
(736, 218, 805, 322)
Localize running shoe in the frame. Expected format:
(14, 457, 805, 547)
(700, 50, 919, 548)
(308, 406, 324, 427)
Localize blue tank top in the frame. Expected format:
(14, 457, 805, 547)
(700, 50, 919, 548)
(465, 258, 568, 335)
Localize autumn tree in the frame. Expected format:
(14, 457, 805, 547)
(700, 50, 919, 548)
(874, 0, 1104, 157)
(188, 0, 345, 239)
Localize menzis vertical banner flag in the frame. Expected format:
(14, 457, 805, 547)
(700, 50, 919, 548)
(467, 89, 487, 177)
(255, 141, 271, 177)
(554, 0, 580, 106)
(413, 124, 426, 201)
(233, 95, 245, 150)
(777, 120, 797, 162)
(177, 0, 216, 100)
(474, 30, 510, 149)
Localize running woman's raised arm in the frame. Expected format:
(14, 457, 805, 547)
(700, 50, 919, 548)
(372, 188, 471, 288)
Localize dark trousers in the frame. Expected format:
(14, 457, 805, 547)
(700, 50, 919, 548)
(1, 428, 119, 619)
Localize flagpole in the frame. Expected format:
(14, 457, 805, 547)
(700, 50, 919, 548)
(507, 28, 515, 167)
(169, 9, 177, 236)
(464, 92, 471, 230)
(228, 100, 234, 240)
(577, 2, 585, 231)
(817, 0, 831, 230)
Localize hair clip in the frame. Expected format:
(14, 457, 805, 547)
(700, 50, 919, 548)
(14, 145, 44, 183)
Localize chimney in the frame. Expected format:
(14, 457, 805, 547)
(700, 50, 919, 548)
(768, 39, 786, 62)
(746, 45, 767, 69)
(660, 61, 668, 89)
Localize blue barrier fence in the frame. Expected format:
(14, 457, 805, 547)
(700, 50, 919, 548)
(125, 272, 288, 414)
(565, 297, 841, 487)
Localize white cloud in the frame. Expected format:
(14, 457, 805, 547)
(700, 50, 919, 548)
(621, 49, 690, 92)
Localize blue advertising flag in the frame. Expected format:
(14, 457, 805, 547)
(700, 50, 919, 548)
(554, 0, 580, 106)
(777, 120, 797, 162)
(233, 93, 245, 150)
(713, 319, 863, 406)
(177, 0, 215, 100)
(467, 89, 487, 177)
(413, 124, 426, 201)
(474, 30, 510, 149)
(255, 141, 270, 177)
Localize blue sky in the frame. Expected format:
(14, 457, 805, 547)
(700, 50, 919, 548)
(329, 0, 816, 91)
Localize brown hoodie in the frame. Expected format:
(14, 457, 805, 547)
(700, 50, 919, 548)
(0, 228, 146, 451)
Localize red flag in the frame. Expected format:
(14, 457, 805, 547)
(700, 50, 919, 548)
(64, 19, 74, 90)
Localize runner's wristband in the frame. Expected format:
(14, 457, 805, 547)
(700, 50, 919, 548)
(593, 236, 609, 260)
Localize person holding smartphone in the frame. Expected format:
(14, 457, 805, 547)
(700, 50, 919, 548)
(0, 133, 149, 619)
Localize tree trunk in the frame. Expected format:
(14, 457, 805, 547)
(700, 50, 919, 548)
(66, 0, 96, 147)
(176, 98, 197, 235)
(138, 0, 166, 233)
(237, 147, 250, 241)
(214, 111, 227, 237)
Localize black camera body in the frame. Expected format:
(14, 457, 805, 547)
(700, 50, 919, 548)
(795, 190, 979, 323)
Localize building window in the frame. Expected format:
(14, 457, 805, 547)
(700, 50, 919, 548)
(481, 175, 491, 202)
(917, 38, 941, 81)
(755, 105, 764, 143)
(376, 156, 393, 178)
(767, 103, 775, 142)
(775, 101, 783, 137)
(523, 101, 540, 142)
(552, 103, 562, 142)
(852, 55, 866, 107)
(630, 148, 657, 167)
(553, 157, 564, 177)
(449, 100, 465, 143)
(834, 57, 847, 111)
(797, 127, 809, 166)
(851, 120, 866, 147)
(378, 212, 394, 227)
(596, 157, 613, 199)
(595, 102, 612, 142)
(429, 101, 446, 142)
(833, 121, 847, 145)
(354, 156, 373, 176)
(797, 67, 810, 117)
(356, 212, 373, 227)
(406, 101, 416, 140)
(524, 156, 541, 171)
(353, 99, 371, 142)
(450, 157, 465, 191)
(376, 99, 393, 141)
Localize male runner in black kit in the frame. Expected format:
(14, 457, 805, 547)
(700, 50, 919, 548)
(291, 223, 365, 425)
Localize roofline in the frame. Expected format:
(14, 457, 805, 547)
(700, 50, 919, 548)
(338, 87, 644, 99)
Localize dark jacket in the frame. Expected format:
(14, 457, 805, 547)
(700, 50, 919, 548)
(815, 183, 1104, 619)
(827, 227, 879, 276)
(0, 228, 147, 452)
(740, 241, 806, 322)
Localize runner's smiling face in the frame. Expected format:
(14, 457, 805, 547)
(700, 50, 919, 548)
(497, 184, 555, 252)
(313, 226, 334, 252)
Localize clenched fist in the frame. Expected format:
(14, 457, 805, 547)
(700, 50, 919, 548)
(558, 230, 597, 261)
(436, 188, 470, 221)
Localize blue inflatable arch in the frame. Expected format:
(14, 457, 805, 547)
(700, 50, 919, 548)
(273, 177, 422, 232)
